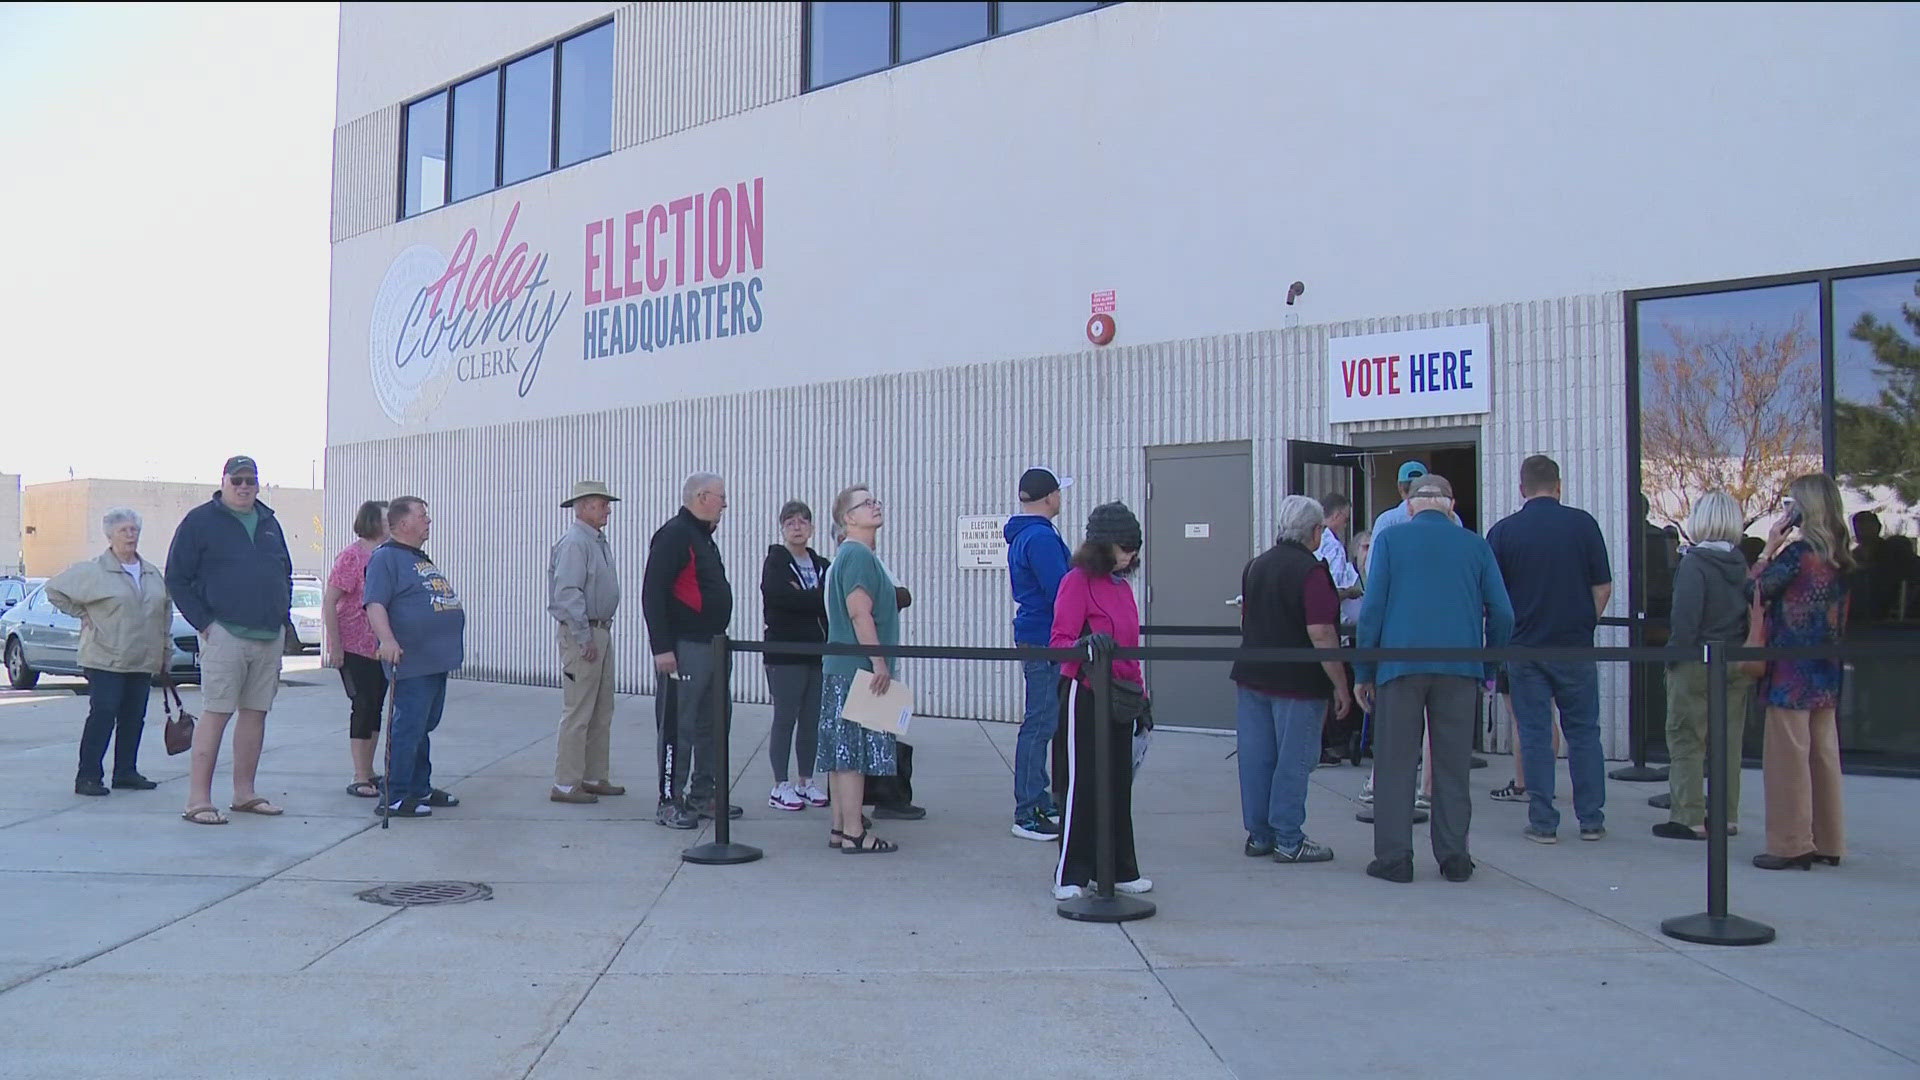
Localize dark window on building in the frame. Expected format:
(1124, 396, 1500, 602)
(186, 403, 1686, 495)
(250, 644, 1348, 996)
(449, 71, 500, 201)
(558, 21, 614, 166)
(806, 1, 1114, 91)
(403, 92, 448, 217)
(399, 19, 613, 218)
(502, 50, 555, 186)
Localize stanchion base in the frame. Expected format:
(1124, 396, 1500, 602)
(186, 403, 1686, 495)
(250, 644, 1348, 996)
(1660, 912, 1775, 946)
(1057, 893, 1156, 923)
(1609, 764, 1670, 782)
(681, 842, 764, 865)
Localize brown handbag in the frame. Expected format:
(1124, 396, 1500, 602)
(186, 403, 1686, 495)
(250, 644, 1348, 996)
(1736, 590, 1767, 679)
(160, 676, 196, 756)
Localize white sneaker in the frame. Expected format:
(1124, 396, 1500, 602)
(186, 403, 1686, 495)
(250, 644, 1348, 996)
(1115, 877, 1153, 894)
(1416, 794, 1432, 811)
(796, 780, 829, 807)
(1358, 785, 1375, 806)
(768, 782, 805, 812)
(1052, 883, 1086, 900)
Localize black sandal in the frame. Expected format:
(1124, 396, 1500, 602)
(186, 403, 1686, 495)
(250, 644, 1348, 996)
(346, 780, 380, 798)
(829, 829, 847, 848)
(839, 830, 898, 854)
(422, 789, 460, 807)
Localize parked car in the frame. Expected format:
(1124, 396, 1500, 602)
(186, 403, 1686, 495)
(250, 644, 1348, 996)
(289, 581, 324, 653)
(1, 582, 202, 689)
(0, 576, 31, 613)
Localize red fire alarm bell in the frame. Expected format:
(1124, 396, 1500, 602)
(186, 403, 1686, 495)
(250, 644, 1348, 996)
(1087, 313, 1116, 346)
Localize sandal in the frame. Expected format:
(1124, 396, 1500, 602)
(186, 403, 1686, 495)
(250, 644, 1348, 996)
(422, 789, 460, 807)
(229, 797, 284, 816)
(346, 780, 381, 798)
(1652, 821, 1706, 841)
(829, 828, 847, 848)
(839, 830, 898, 854)
(182, 806, 228, 825)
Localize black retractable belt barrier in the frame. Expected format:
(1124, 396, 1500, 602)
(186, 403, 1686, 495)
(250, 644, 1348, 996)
(682, 635, 762, 865)
(1057, 637, 1155, 923)
(1662, 641, 1774, 946)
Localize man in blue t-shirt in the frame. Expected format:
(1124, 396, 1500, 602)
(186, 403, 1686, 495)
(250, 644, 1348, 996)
(1486, 455, 1613, 844)
(364, 496, 467, 819)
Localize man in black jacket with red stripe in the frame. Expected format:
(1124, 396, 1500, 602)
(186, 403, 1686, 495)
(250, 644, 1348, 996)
(642, 472, 735, 829)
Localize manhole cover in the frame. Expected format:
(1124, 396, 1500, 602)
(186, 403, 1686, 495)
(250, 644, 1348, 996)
(356, 881, 492, 907)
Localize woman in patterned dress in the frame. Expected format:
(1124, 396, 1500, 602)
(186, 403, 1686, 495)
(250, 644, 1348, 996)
(1748, 474, 1851, 871)
(815, 485, 901, 853)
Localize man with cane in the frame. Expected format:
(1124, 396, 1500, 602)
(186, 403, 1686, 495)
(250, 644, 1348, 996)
(364, 497, 467, 819)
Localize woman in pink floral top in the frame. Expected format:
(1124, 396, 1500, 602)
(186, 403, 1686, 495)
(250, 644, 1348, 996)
(1747, 475, 1851, 871)
(323, 501, 389, 797)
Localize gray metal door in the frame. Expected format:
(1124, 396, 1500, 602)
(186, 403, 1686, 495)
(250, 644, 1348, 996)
(1144, 443, 1253, 730)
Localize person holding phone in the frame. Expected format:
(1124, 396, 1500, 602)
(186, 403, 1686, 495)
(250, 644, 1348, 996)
(816, 485, 901, 854)
(1748, 475, 1852, 870)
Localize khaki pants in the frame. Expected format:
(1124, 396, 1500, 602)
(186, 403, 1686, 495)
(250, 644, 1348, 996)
(555, 626, 616, 787)
(1663, 662, 1754, 829)
(1763, 705, 1844, 858)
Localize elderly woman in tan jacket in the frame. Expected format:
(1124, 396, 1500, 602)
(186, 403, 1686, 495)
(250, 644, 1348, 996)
(46, 508, 172, 797)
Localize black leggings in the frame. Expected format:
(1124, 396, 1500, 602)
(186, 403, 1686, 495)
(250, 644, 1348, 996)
(340, 652, 389, 739)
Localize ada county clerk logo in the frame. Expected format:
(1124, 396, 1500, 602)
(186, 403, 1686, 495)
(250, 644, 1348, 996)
(367, 203, 572, 425)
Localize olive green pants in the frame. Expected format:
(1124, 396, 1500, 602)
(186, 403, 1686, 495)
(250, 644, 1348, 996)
(1663, 662, 1755, 829)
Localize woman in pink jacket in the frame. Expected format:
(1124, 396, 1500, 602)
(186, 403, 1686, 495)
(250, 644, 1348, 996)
(1049, 501, 1151, 899)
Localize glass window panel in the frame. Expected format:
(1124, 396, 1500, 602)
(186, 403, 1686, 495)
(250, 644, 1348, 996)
(403, 92, 447, 217)
(996, 1, 1097, 34)
(557, 23, 613, 166)
(502, 48, 555, 184)
(450, 70, 499, 201)
(899, 2, 989, 62)
(808, 1, 891, 88)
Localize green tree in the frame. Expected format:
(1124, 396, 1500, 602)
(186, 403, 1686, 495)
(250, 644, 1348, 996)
(1836, 278, 1920, 504)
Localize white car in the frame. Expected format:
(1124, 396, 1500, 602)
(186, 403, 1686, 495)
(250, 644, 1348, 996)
(290, 581, 324, 651)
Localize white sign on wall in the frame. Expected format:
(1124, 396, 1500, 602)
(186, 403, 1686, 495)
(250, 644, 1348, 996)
(957, 515, 1009, 569)
(1327, 323, 1491, 424)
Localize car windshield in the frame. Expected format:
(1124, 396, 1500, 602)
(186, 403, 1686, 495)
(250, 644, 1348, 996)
(293, 586, 323, 608)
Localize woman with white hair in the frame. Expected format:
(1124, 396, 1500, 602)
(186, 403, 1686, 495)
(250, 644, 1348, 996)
(1654, 491, 1756, 841)
(45, 508, 172, 796)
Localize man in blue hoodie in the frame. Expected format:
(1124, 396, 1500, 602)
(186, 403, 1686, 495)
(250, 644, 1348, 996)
(1006, 467, 1073, 840)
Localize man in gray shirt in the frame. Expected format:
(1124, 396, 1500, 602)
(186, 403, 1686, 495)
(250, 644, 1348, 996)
(549, 481, 624, 804)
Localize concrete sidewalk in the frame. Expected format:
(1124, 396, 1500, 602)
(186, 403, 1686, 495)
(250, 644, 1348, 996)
(1, 663, 1915, 1079)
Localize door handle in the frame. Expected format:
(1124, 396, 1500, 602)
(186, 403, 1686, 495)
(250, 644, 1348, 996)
(1226, 595, 1243, 608)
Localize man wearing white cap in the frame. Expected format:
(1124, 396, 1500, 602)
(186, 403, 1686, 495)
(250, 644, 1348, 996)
(1005, 466, 1073, 841)
(549, 481, 625, 804)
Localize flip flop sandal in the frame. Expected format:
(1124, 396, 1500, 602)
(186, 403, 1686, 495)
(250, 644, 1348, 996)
(839, 830, 898, 854)
(182, 806, 229, 825)
(422, 789, 460, 807)
(229, 797, 284, 816)
(346, 781, 381, 798)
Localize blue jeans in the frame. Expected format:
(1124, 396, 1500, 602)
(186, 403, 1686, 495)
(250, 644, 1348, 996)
(384, 672, 447, 804)
(1013, 654, 1061, 817)
(1507, 660, 1606, 833)
(78, 669, 151, 782)
(1235, 687, 1326, 851)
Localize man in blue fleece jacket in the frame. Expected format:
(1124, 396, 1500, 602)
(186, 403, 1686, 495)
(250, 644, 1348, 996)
(1006, 467, 1073, 840)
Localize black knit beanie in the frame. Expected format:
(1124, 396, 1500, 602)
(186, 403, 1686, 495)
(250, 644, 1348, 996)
(1085, 501, 1142, 549)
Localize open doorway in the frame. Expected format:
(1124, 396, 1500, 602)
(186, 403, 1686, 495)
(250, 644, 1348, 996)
(1354, 437, 1481, 533)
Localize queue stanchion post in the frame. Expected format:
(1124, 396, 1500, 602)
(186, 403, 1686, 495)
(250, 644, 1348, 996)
(683, 635, 762, 865)
(1611, 619, 1670, 782)
(1058, 637, 1154, 923)
(1662, 643, 1773, 946)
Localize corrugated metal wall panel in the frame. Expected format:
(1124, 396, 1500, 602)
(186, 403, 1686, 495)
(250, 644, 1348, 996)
(325, 291, 1636, 751)
(330, 106, 400, 242)
(613, 1, 803, 151)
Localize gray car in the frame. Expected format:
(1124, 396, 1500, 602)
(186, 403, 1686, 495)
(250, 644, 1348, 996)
(1, 582, 201, 689)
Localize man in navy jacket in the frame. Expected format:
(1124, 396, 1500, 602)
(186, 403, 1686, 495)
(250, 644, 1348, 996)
(166, 455, 294, 824)
(1005, 466, 1072, 840)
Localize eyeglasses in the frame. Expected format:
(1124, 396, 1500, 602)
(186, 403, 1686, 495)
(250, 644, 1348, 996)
(227, 475, 260, 487)
(847, 498, 884, 514)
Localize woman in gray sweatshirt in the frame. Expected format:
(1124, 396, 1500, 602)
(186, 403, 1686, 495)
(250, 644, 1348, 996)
(1655, 491, 1756, 840)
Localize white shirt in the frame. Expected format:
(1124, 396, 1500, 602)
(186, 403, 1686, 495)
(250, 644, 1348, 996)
(1314, 525, 1359, 592)
(122, 561, 142, 589)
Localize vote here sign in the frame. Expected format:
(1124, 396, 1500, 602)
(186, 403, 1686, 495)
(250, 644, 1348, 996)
(1326, 324, 1492, 424)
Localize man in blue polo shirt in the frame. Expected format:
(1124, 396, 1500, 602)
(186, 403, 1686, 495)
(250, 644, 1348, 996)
(1367, 460, 1427, 571)
(1487, 455, 1613, 844)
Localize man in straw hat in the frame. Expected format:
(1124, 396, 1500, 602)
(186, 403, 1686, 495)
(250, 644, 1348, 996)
(549, 481, 625, 804)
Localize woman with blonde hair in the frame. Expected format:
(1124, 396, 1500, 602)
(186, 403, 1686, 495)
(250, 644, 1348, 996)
(1748, 474, 1852, 870)
(1653, 491, 1756, 841)
(815, 485, 901, 853)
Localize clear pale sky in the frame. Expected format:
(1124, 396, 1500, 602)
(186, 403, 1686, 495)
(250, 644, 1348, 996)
(0, 2, 338, 489)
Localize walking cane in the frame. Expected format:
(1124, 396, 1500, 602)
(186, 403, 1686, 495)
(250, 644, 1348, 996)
(380, 661, 397, 831)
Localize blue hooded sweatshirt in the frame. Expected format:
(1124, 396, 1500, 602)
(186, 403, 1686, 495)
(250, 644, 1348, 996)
(1005, 514, 1070, 644)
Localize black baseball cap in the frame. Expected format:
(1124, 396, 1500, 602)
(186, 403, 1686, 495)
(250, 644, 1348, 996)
(1018, 467, 1075, 502)
(222, 455, 259, 477)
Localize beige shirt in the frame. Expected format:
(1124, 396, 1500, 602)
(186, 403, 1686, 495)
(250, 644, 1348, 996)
(45, 550, 171, 674)
(548, 520, 621, 645)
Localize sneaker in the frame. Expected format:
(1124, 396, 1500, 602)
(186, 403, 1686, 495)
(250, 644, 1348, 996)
(1114, 877, 1153, 894)
(111, 773, 158, 790)
(1416, 794, 1432, 811)
(74, 779, 110, 797)
(873, 802, 926, 820)
(1012, 810, 1062, 841)
(1244, 835, 1276, 858)
(1358, 783, 1374, 805)
(797, 781, 829, 807)
(655, 799, 699, 829)
(769, 783, 806, 811)
(1053, 883, 1086, 900)
(692, 798, 744, 821)
(549, 786, 598, 804)
(1523, 826, 1558, 844)
(1274, 839, 1334, 864)
(1489, 781, 1528, 802)
(1580, 825, 1607, 842)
